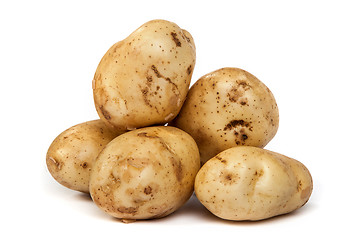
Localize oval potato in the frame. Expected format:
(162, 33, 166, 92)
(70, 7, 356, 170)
(172, 67, 279, 165)
(194, 146, 313, 221)
(46, 120, 121, 193)
(89, 126, 200, 221)
(93, 19, 196, 132)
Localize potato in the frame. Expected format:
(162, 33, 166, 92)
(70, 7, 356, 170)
(89, 126, 200, 221)
(93, 19, 196, 133)
(194, 146, 313, 221)
(46, 120, 121, 193)
(171, 67, 279, 165)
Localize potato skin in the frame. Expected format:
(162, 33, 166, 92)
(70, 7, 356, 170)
(93, 19, 196, 133)
(89, 126, 200, 221)
(46, 120, 121, 193)
(194, 146, 313, 221)
(171, 67, 279, 165)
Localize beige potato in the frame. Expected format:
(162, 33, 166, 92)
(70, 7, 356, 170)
(89, 126, 200, 221)
(171, 67, 279, 165)
(93, 19, 196, 133)
(194, 146, 312, 221)
(46, 120, 121, 193)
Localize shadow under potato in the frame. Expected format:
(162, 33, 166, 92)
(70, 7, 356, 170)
(74, 192, 93, 202)
(164, 193, 315, 225)
(72, 191, 315, 224)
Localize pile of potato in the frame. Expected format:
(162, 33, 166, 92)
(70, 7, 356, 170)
(46, 19, 312, 223)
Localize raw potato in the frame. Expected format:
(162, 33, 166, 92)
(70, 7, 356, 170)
(93, 19, 196, 133)
(89, 126, 200, 221)
(46, 120, 121, 193)
(171, 67, 279, 165)
(194, 146, 313, 221)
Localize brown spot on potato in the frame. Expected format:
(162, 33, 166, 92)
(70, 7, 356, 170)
(117, 206, 138, 215)
(215, 155, 227, 164)
(227, 81, 251, 103)
(144, 186, 152, 195)
(297, 180, 303, 192)
(170, 156, 183, 182)
(151, 65, 162, 78)
(223, 119, 251, 131)
(137, 132, 159, 139)
(141, 92, 152, 107)
(237, 80, 251, 90)
(170, 32, 181, 47)
(99, 105, 111, 120)
(187, 65, 192, 75)
(109, 173, 122, 185)
(146, 75, 153, 85)
(227, 88, 243, 102)
(80, 162, 88, 169)
(242, 134, 248, 141)
(220, 170, 238, 185)
(151, 65, 179, 95)
(247, 169, 264, 196)
(254, 170, 264, 177)
(301, 186, 311, 199)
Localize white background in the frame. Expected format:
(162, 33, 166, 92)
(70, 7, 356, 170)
(1, 0, 359, 239)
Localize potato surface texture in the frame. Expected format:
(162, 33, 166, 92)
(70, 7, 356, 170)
(46, 120, 120, 193)
(172, 67, 279, 165)
(194, 146, 313, 221)
(89, 126, 200, 221)
(93, 19, 196, 132)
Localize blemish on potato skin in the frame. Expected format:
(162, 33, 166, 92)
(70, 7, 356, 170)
(146, 75, 153, 85)
(247, 169, 264, 197)
(80, 162, 88, 169)
(150, 65, 179, 95)
(136, 130, 184, 182)
(237, 80, 251, 90)
(297, 180, 303, 192)
(223, 119, 252, 131)
(187, 65, 192, 75)
(219, 170, 238, 185)
(144, 186, 152, 195)
(137, 132, 159, 139)
(240, 99, 248, 105)
(170, 32, 181, 47)
(47, 156, 63, 170)
(140, 87, 152, 107)
(301, 186, 311, 199)
(99, 105, 111, 120)
(215, 155, 227, 164)
(117, 206, 138, 215)
(170, 156, 183, 182)
(151, 65, 162, 78)
(242, 134, 248, 141)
